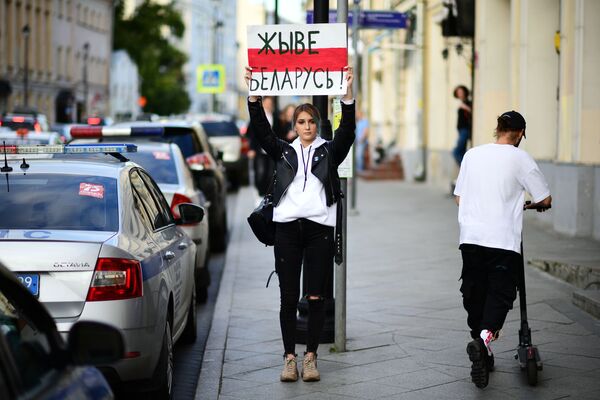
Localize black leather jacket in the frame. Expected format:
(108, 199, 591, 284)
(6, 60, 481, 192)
(248, 98, 356, 207)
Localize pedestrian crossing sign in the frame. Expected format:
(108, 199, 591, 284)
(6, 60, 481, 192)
(197, 64, 225, 94)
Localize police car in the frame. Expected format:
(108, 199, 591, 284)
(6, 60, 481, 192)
(70, 123, 228, 252)
(112, 141, 211, 303)
(0, 143, 203, 397)
(0, 128, 62, 145)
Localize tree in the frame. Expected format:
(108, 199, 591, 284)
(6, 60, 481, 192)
(114, 0, 190, 115)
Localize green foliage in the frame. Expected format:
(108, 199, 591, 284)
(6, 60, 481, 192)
(114, 0, 190, 115)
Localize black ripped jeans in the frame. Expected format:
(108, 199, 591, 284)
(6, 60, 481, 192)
(459, 244, 519, 339)
(274, 219, 334, 355)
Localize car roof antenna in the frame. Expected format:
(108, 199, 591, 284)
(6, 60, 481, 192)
(1, 141, 11, 192)
(20, 157, 29, 172)
(1, 141, 12, 173)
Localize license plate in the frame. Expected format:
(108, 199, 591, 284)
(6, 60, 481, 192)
(16, 274, 40, 297)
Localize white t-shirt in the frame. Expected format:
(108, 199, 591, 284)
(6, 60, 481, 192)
(273, 136, 336, 227)
(454, 143, 550, 254)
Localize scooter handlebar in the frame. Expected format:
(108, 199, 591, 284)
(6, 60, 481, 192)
(524, 200, 552, 211)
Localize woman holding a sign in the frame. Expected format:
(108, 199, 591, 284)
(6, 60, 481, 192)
(244, 65, 355, 383)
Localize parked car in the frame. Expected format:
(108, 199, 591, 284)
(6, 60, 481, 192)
(0, 143, 203, 397)
(0, 129, 62, 145)
(0, 107, 50, 132)
(85, 116, 113, 126)
(122, 141, 211, 303)
(193, 114, 249, 190)
(0, 260, 124, 400)
(51, 123, 81, 142)
(73, 122, 229, 252)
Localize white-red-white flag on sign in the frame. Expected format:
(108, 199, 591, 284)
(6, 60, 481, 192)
(247, 23, 348, 96)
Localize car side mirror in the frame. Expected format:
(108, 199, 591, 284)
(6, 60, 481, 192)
(176, 203, 205, 225)
(67, 321, 124, 365)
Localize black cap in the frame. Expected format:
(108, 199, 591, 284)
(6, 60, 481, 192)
(499, 110, 526, 131)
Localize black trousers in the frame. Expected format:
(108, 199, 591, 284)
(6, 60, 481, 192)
(459, 244, 519, 339)
(274, 219, 334, 355)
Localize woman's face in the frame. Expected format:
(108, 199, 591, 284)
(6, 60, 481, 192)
(295, 111, 318, 144)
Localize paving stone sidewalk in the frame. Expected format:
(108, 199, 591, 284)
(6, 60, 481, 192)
(196, 181, 600, 400)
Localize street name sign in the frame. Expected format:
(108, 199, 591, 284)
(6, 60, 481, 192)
(306, 10, 407, 29)
(247, 23, 348, 96)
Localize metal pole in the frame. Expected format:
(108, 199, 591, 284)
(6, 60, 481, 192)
(335, 0, 349, 353)
(83, 43, 89, 120)
(22, 25, 30, 107)
(211, 1, 221, 113)
(312, 0, 331, 143)
(350, 0, 360, 212)
(273, 0, 279, 117)
(297, 0, 335, 345)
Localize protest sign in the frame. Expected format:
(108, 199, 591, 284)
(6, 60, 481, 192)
(247, 23, 348, 96)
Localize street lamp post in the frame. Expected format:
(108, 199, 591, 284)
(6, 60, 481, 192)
(22, 25, 30, 107)
(211, 20, 223, 113)
(83, 42, 89, 120)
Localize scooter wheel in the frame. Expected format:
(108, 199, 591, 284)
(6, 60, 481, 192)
(526, 359, 538, 386)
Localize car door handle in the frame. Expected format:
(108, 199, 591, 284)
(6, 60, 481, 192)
(164, 251, 176, 260)
(178, 242, 188, 250)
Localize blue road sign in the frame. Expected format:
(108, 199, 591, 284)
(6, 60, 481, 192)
(306, 10, 407, 29)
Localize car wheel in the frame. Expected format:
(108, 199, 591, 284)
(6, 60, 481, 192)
(211, 209, 228, 252)
(196, 285, 208, 304)
(153, 320, 173, 399)
(181, 286, 197, 344)
(195, 240, 210, 304)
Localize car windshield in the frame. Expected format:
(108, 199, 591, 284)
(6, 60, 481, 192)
(126, 149, 179, 185)
(201, 121, 239, 137)
(0, 174, 118, 231)
(164, 133, 199, 158)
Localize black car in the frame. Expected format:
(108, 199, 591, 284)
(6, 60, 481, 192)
(96, 121, 229, 252)
(0, 261, 124, 399)
(195, 114, 249, 191)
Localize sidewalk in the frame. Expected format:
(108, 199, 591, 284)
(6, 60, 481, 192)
(195, 181, 600, 400)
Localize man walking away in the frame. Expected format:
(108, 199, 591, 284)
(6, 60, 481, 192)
(453, 110, 552, 389)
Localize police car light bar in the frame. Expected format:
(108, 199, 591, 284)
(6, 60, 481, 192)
(70, 126, 164, 138)
(0, 143, 137, 155)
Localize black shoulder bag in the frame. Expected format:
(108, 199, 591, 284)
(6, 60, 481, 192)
(247, 174, 275, 246)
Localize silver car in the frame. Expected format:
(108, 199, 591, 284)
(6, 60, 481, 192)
(0, 143, 203, 397)
(0, 129, 62, 145)
(124, 141, 211, 303)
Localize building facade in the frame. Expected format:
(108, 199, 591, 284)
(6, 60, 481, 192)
(0, 0, 113, 123)
(110, 49, 140, 122)
(358, 0, 599, 240)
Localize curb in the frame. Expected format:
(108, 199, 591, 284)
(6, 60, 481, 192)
(195, 188, 248, 400)
(528, 259, 600, 290)
(573, 290, 600, 320)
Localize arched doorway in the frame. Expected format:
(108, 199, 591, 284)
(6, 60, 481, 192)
(55, 89, 75, 123)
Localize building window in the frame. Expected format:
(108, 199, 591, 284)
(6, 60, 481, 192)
(66, 0, 72, 21)
(66, 47, 71, 81)
(56, 46, 63, 80)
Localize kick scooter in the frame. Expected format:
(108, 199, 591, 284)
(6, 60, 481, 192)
(515, 201, 550, 386)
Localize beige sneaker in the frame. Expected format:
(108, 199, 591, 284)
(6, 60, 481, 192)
(301, 353, 320, 382)
(280, 355, 298, 382)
